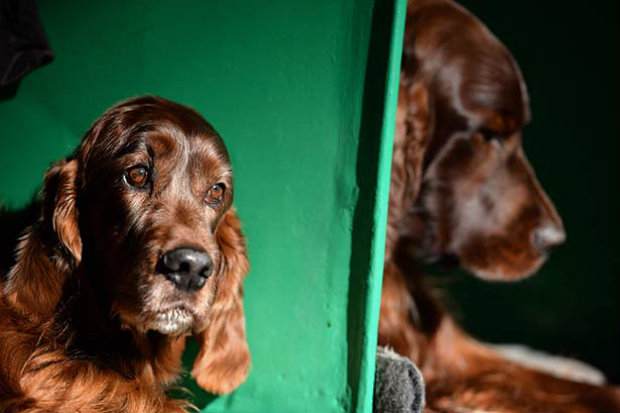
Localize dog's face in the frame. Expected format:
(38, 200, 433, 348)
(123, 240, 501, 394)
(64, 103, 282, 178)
(74, 97, 235, 335)
(4, 96, 251, 394)
(414, 119, 565, 281)
(400, 0, 565, 280)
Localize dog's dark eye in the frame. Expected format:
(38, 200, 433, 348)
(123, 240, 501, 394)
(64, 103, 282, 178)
(480, 128, 505, 145)
(205, 183, 226, 206)
(125, 165, 149, 188)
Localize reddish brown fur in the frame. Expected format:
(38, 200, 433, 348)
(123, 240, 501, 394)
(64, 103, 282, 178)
(0, 96, 250, 412)
(380, 0, 620, 412)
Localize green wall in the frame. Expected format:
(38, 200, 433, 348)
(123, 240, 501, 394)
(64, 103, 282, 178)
(442, 1, 620, 383)
(0, 0, 406, 411)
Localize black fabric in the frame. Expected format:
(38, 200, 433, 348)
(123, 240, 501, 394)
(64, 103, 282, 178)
(0, 0, 53, 98)
(374, 347, 425, 413)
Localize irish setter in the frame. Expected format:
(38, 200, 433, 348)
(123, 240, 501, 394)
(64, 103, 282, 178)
(0, 96, 250, 412)
(379, 0, 620, 411)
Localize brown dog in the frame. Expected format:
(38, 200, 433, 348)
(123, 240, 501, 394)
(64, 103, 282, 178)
(380, 0, 620, 411)
(0, 96, 250, 412)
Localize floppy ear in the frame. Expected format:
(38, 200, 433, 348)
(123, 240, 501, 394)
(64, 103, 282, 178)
(386, 79, 432, 258)
(191, 207, 251, 395)
(42, 158, 82, 262)
(3, 158, 81, 319)
(399, 79, 432, 208)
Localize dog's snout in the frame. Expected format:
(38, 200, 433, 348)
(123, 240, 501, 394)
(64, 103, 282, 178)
(534, 225, 566, 254)
(158, 248, 213, 291)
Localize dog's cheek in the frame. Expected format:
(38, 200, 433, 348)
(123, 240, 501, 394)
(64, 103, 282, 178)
(437, 143, 520, 259)
(427, 138, 486, 255)
(425, 175, 459, 258)
(456, 235, 513, 280)
(192, 278, 218, 331)
(467, 177, 546, 279)
(140, 276, 169, 313)
(457, 231, 543, 281)
(105, 238, 160, 318)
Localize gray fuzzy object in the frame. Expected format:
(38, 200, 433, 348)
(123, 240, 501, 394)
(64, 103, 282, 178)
(374, 347, 425, 413)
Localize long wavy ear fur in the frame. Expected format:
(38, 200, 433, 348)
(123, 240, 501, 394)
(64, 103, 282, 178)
(3, 158, 81, 320)
(191, 208, 251, 395)
(385, 79, 432, 259)
(43, 158, 82, 262)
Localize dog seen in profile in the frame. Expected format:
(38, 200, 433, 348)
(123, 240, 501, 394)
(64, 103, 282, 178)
(380, 0, 620, 412)
(0, 96, 251, 413)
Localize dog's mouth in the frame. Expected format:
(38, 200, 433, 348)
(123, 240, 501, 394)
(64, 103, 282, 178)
(434, 253, 461, 269)
(147, 305, 196, 335)
(458, 242, 547, 282)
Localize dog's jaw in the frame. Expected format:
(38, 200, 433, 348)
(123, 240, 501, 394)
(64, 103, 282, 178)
(149, 307, 195, 335)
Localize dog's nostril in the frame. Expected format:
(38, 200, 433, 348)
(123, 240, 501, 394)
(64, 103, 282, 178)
(162, 253, 179, 272)
(534, 226, 566, 253)
(193, 275, 206, 290)
(178, 261, 191, 274)
(157, 247, 213, 292)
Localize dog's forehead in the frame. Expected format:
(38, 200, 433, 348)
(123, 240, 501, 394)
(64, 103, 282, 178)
(144, 127, 227, 159)
(81, 98, 231, 169)
(148, 131, 232, 180)
(408, 2, 530, 130)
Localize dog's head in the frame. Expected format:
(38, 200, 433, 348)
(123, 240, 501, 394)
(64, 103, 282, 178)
(45, 96, 248, 337)
(3, 96, 251, 393)
(395, 0, 564, 280)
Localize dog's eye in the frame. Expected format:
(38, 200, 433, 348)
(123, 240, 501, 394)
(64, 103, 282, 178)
(205, 183, 225, 206)
(125, 165, 149, 188)
(479, 129, 506, 147)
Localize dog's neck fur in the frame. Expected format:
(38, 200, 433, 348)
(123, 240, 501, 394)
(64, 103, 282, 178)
(3, 222, 70, 322)
(66, 263, 186, 383)
(1, 223, 188, 412)
(380, 102, 484, 378)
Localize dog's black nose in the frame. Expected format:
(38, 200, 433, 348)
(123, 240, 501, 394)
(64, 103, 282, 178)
(158, 248, 213, 292)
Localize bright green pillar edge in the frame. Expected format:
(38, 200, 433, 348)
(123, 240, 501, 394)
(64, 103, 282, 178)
(352, 0, 407, 411)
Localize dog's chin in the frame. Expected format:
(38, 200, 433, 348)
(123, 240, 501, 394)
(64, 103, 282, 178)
(422, 237, 547, 281)
(147, 307, 196, 336)
(461, 252, 546, 282)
